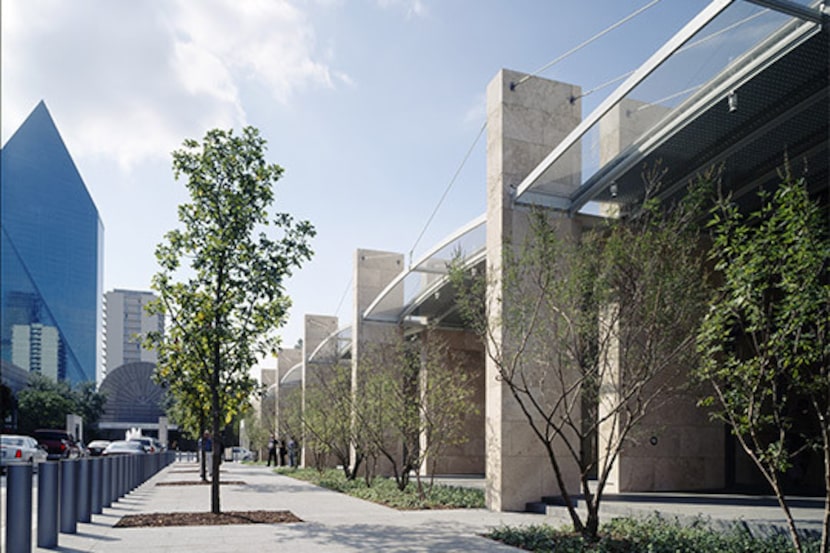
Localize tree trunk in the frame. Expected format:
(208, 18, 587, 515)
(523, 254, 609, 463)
(199, 413, 207, 482)
(821, 434, 829, 553)
(211, 354, 222, 514)
(770, 480, 804, 553)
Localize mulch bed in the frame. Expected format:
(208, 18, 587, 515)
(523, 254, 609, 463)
(115, 510, 303, 527)
(157, 481, 246, 486)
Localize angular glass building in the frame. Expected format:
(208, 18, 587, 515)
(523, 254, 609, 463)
(1, 101, 103, 384)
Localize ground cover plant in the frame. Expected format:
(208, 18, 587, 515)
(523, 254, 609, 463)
(275, 467, 485, 510)
(487, 515, 821, 552)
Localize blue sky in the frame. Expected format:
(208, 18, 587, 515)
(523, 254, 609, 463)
(2, 0, 711, 350)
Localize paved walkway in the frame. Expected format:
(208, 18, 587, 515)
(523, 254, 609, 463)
(9, 461, 828, 552)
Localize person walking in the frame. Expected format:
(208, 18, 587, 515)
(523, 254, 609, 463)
(279, 439, 287, 467)
(266, 434, 277, 467)
(287, 436, 297, 468)
(201, 431, 212, 481)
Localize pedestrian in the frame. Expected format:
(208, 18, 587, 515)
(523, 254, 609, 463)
(267, 434, 277, 466)
(204, 431, 214, 474)
(287, 436, 297, 468)
(279, 439, 287, 467)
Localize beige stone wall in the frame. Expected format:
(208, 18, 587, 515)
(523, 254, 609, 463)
(485, 69, 583, 511)
(427, 329, 485, 475)
(597, 96, 724, 493)
(612, 391, 724, 491)
(351, 249, 405, 473)
(300, 315, 339, 467)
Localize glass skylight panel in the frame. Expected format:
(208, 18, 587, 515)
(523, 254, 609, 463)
(519, 0, 814, 208)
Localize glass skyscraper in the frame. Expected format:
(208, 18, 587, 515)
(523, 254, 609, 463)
(1, 101, 103, 384)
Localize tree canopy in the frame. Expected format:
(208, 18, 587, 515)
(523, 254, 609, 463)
(147, 126, 315, 513)
(16, 373, 107, 435)
(696, 168, 830, 553)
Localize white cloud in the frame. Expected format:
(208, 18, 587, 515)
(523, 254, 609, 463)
(376, 0, 428, 19)
(1, 0, 337, 171)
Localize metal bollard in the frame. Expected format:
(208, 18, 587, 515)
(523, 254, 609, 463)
(91, 457, 103, 514)
(116, 456, 122, 496)
(60, 459, 78, 534)
(38, 461, 60, 548)
(118, 455, 125, 497)
(6, 464, 33, 553)
(102, 456, 112, 508)
(78, 457, 92, 523)
(114, 456, 121, 499)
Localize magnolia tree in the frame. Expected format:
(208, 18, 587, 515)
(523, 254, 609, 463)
(147, 127, 315, 514)
(451, 177, 708, 539)
(696, 168, 830, 553)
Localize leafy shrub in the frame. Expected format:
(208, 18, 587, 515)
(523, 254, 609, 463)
(275, 468, 485, 509)
(486, 515, 819, 553)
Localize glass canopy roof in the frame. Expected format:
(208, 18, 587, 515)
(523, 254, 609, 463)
(363, 214, 486, 324)
(307, 326, 352, 365)
(514, 0, 824, 212)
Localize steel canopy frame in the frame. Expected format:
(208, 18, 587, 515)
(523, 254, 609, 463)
(513, 0, 736, 205)
(567, 9, 821, 213)
(362, 214, 486, 323)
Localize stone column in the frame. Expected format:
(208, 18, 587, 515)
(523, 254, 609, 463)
(301, 315, 339, 468)
(485, 69, 582, 511)
(351, 249, 404, 470)
(275, 347, 301, 464)
(597, 98, 723, 493)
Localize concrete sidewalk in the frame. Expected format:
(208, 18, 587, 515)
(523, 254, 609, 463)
(25, 462, 828, 552)
(30, 462, 560, 552)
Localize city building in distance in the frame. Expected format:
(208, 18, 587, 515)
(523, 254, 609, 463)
(102, 289, 163, 383)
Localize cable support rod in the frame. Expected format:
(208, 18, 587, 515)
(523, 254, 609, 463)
(512, 0, 663, 90)
(573, 9, 769, 102)
(334, 276, 353, 318)
(408, 120, 487, 266)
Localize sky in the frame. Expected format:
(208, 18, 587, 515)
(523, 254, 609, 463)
(1, 0, 713, 358)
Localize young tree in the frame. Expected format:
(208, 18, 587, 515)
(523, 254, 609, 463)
(152, 346, 213, 480)
(451, 176, 708, 539)
(302, 362, 364, 477)
(696, 169, 830, 553)
(241, 404, 270, 461)
(278, 384, 303, 463)
(147, 127, 315, 514)
(355, 329, 478, 494)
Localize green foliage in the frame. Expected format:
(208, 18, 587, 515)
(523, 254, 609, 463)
(277, 468, 485, 510)
(354, 330, 479, 492)
(241, 405, 270, 457)
(449, 169, 709, 539)
(487, 516, 818, 553)
(695, 168, 829, 552)
(146, 126, 315, 513)
(16, 373, 108, 434)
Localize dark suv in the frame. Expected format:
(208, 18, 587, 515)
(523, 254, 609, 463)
(33, 429, 82, 460)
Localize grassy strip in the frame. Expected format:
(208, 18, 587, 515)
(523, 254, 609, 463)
(487, 515, 819, 552)
(274, 467, 485, 510)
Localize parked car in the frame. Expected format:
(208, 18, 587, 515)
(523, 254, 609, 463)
(1, 435, 48, 472)
(128, 437, 157, 453)
(102, 441, 146, 456)
(225, 446, 254, 462)
(33, 429, 82, 460)
(86, 440, 112, 456)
